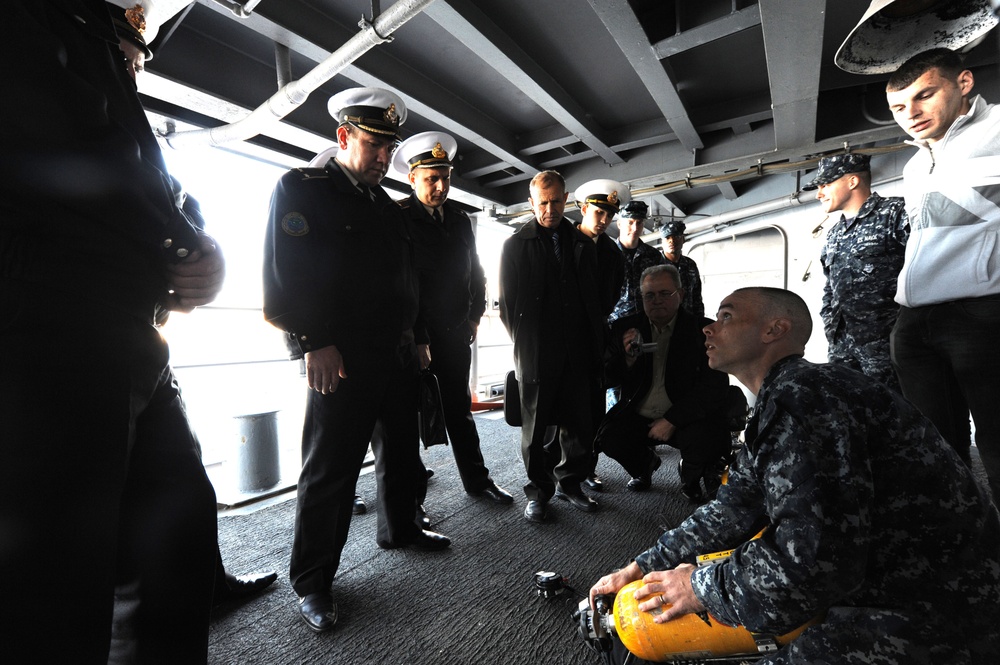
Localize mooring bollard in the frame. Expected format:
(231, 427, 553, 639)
(233, 410, 281, 492)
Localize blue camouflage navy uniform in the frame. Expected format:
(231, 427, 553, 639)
(632, 356, 1000, 664)
(663, 253, 704, 319)
(609, 239, 664, 324)
(820, 192, 908, 391)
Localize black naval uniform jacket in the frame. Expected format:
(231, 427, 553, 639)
(263, 161, 418, 360)
(573, 224, 625, 318)
(397, 193, 487, 339)
(2, 0, 202, 323)
(499, 218, 605, 385)
(604, 309, 729, 428)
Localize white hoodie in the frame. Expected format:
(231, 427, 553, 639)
(896, 95, 1000, 307)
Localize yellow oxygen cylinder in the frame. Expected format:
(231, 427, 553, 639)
(611, 580, 817, 662)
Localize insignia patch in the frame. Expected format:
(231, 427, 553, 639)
(431, 142, 446, 159)
(281, 212, 309, 236)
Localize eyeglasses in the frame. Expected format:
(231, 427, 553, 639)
(641, 289, 680, 302)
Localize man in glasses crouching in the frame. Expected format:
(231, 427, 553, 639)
(595, 265, 735, 502)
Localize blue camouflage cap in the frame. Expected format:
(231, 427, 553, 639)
(660, 220, 686, 238)
(618, 200, 648, 220)
(803, 153, 871, 191)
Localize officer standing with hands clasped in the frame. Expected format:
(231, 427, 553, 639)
(391, 130, 514, 508)
(802, 152, 908, 392)
(263, 87, 451, 635)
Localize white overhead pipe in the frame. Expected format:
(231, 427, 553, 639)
(164, 0, 436, 149)
(683, 191, 814, 238)
(638, 191, 813, 245)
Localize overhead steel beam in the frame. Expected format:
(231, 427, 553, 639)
(460, 109, 778, 192)
(425, 0, 624, 165)
(759, 0, 826, 150)
(195, 0, 540, 179)
(586, 0, 702, 153)
(717, 181, 739, 201)
(652, 5, 762, 58)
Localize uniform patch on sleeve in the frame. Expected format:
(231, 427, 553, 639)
(281, 212, 309, 236)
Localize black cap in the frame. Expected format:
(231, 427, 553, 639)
(619, 201, 648, 220)
(803, 153, 871, 191)
(661, 220, 686, 238)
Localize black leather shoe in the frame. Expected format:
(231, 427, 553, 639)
(583, 474, 604, 492)
(408, 529, 451, 551)
(474, 483, 514, 504)
(627, 455, 662, 492)
(555, 488, 599, 512)
(426, 467, 435, 479)
(416, 504, 431, 530)
(352, 495, 367, 515)
(214, 570, 278, 607)
(298, 592, 337, 633)
(682, 486, 708, 503)
(524, 499, 548, 523)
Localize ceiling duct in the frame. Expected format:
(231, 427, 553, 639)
(164, 0, 436, 149)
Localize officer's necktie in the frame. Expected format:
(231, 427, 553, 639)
(552, 230, 562, 262)
(433, 208, 442, 224)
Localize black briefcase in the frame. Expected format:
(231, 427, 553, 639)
(503, 370, 522, 427)
(418, 369, 449, 448)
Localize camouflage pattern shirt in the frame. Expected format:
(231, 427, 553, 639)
(635, 356, 1000, 664)
(662, 253, 704, 319)
(608, 239, 664, 324)
(820, 192, 908, 390)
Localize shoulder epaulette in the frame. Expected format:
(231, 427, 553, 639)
(290, 167, 329, 181)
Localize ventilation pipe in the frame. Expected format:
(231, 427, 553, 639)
(164, 0, 436, 149)
(682, 191, 814, 238)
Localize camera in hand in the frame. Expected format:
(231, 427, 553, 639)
(627, 331, 658, 357)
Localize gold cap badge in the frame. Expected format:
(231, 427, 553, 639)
(383, 103, 398, 125)
(125, 5, 146, 35)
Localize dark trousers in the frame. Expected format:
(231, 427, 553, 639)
(597, 410, 730, 494)
(0, 284, 217, 665)
(290, 344, 421, 596)
(892, 297, 1000, 502)
(519, 359, 595, 501)
(416, 328, 491, 497)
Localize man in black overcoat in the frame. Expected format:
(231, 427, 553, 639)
(499, 170, 606, 522)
